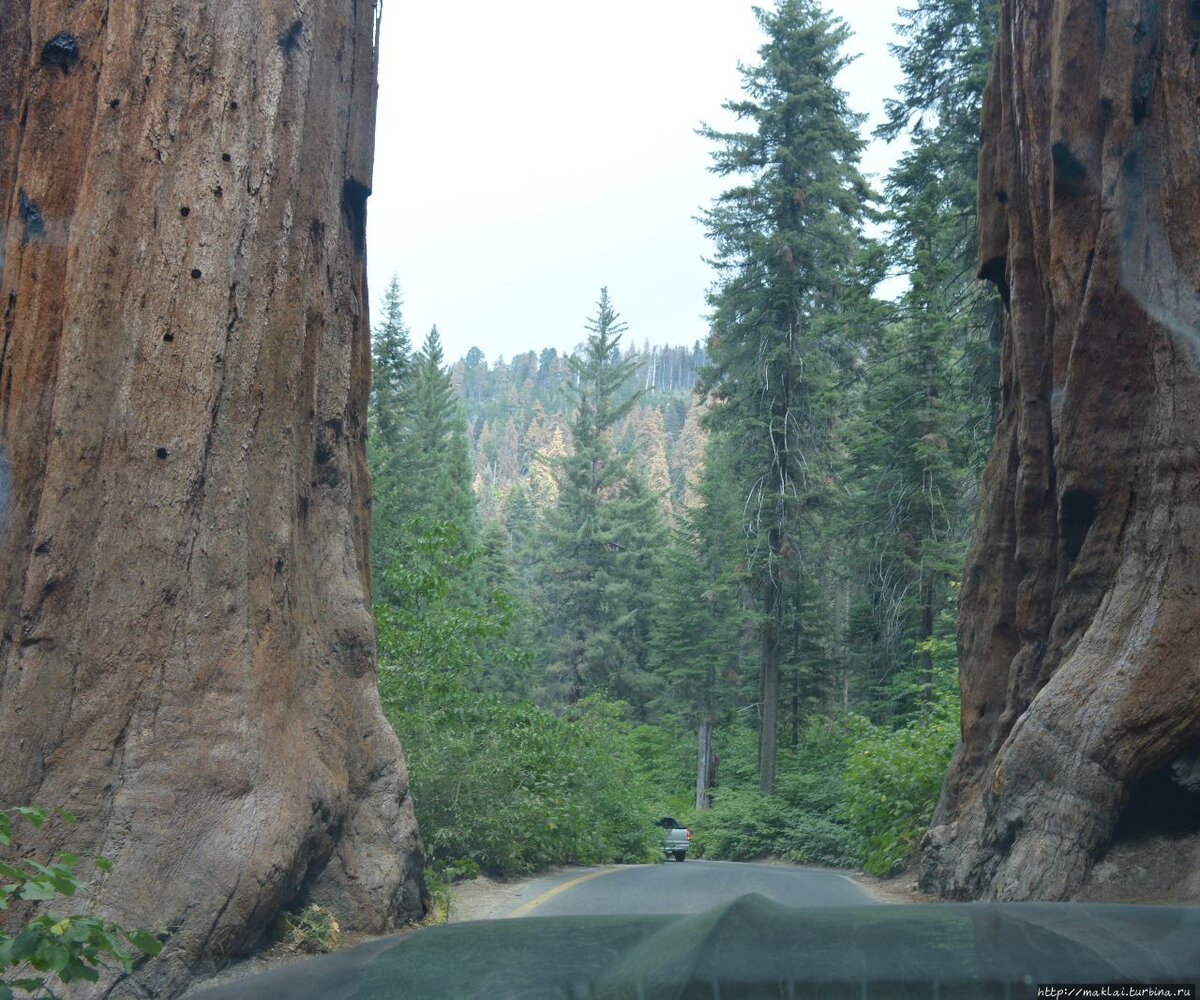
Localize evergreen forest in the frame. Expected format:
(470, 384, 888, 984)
(370, 0, 1000, 882)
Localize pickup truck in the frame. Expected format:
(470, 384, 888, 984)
(659, 817, 691, 862)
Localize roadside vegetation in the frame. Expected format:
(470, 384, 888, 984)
(367, 0, 995, 886)
(0, 807, 162, 999)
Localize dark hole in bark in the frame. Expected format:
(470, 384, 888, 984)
(155, 447, 169, 460)
(18, 190, 45, 244)
(278, 19, 303, 58)
(1113, 756, 1200, 841)
(190, 268, 202, 280)
(1132, 70, 1153, 123)
(34, 538, 51, 555)
(222, 153, 231, 162)
(1060, 489, 1098, 562)
(213, 186, 223, 198)
(994, 189, 1007, 204)
(229, 100, 239, 110)
(314, 420, 344, 487)
(41, 578, 59, 598)
(162, 332, 174, 342)
(978, 256, 1011, 309)
(180, 206, 190, 217)
(1051, 141, 1089, 194)
(108, 98, 120, 109)
(41, 33, 80, 75)
(342, 177, 371, 256)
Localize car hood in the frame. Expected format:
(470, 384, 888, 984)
(192, 894, 1200, 999)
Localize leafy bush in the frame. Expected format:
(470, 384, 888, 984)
(277, 905, 341, 954)
(0, 807, 162, 999)
(423, 858, 481, 923)
(380, 643, 659, 874)
(843, 671, 960, 875)
(375, 522, 660, 876)
(691, 790, 864, 868)
(687, 720, 864, 869)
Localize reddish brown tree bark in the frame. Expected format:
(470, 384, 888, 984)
(922, 0, 1200, 900)
(0, 1, 422, 992)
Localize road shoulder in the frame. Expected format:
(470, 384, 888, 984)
(447, 865, 612, 922)
(847, 866, 938, 904)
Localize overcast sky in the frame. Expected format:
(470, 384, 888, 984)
(365, 1, 907, 364)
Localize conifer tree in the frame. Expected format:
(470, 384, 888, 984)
(370, 274, 412, 443)
(698, 0, 874, 792)
(840, 0, 999, 715)
(633, 406, 674, 521)
(373, 326, 478, 607)
(540, 290, 663, 709)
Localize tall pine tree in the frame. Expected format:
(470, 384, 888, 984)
(369, 274, 412, 443)
(698, 0, 874, 792)
(540, 290, 664, 710)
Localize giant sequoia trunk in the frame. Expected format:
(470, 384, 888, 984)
(922, 0, 1200, 900)
(0, 1, 423, 993)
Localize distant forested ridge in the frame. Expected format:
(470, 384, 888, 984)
(451, 341, 709, 524)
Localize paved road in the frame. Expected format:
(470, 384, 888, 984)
(499, 860, 873, 917)
(190, 863, 874, 998)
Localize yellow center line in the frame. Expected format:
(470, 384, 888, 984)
(505, 867, 621, 918)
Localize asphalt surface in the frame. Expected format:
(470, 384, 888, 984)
(501, 859, 873, 917)
(189, 862, 873, 997)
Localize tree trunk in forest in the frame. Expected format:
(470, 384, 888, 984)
(758, 611, 780, 795)
(922, 0, 1200, 900)
(694, 719, 712, 811)
(0, 2, 423, 993)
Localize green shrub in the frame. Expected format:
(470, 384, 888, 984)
(374, 523, 660, 876)
(0, 807, 163, 999)
(381, 666, 659, 874)
(843, 678, 960, 875)
(690, 790, 864, 868)
(687, 721, 864, 869)
(277, 905, 341, 954)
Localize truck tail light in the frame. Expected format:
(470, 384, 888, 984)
(686, 829, 692, 840)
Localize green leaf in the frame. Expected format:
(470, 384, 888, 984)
(9, 926, 42, 962)
(125, 929, 163, 957)
(93, 857, 113, 873)
(13, 808, 46, 829)
(59, 957, 101, 984)
(18, 881, 57, 902)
